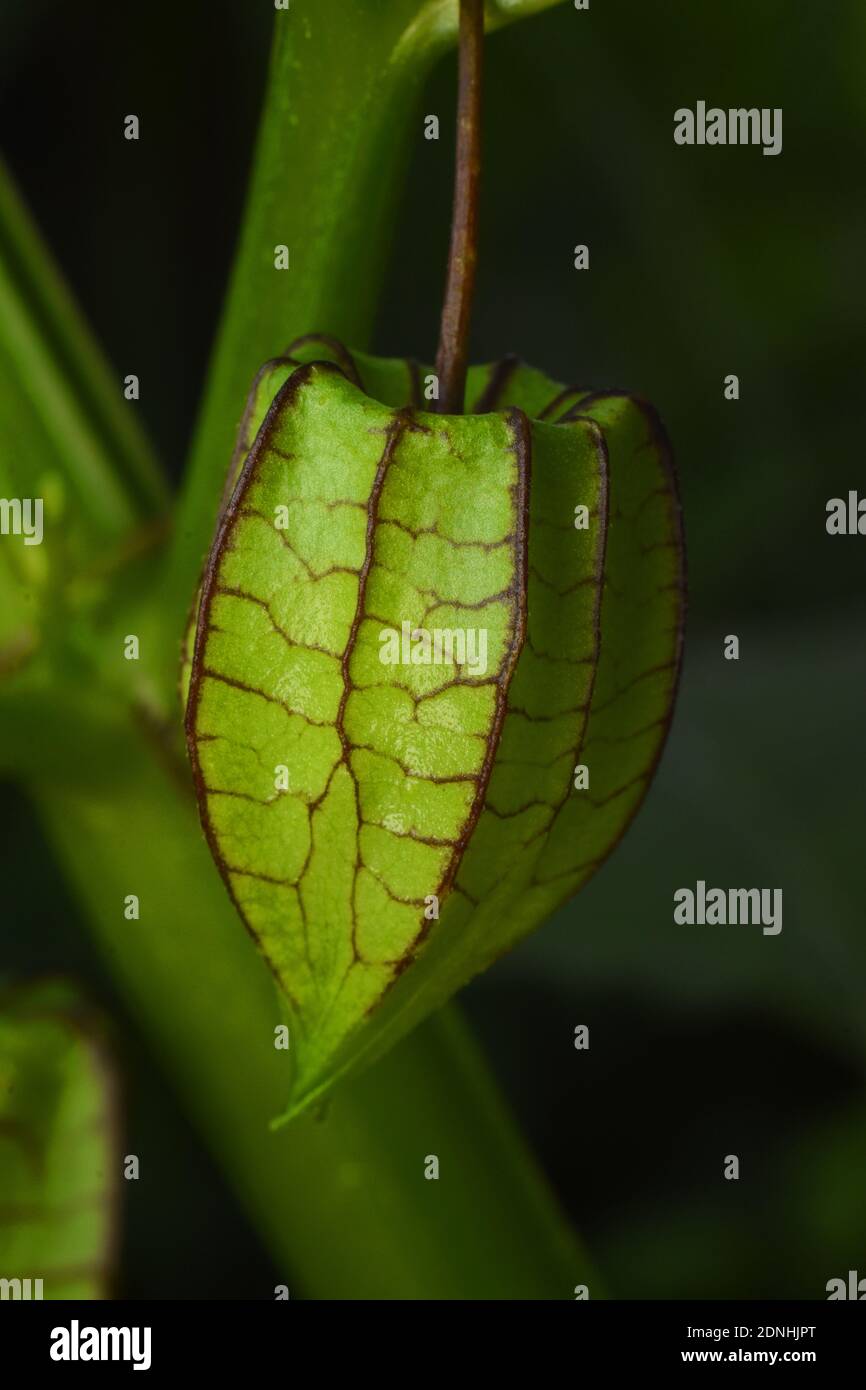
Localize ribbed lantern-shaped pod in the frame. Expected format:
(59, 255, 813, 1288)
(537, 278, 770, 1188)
(184, 339, 684, 1117)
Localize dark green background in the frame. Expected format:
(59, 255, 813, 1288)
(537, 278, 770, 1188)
(1, 0, 864, 1298)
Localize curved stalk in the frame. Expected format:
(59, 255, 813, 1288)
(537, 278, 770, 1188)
(434, 0, 484, 413)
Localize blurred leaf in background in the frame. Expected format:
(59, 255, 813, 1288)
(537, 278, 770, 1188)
(0, 980, 119, 1299)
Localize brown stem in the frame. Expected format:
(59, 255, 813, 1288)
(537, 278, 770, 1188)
(434, 0, 484, 414)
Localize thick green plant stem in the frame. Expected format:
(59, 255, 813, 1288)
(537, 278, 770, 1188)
(163, 2, 435, 646)
(32, 715, 591, 1299)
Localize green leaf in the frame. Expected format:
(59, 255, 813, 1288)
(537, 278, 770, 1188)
(0, 981, 119, 1300)
(186, 342, 684, 1118)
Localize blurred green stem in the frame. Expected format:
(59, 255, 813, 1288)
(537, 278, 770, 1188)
(163, 1, 435, 654)
(0, 157, 165, 527)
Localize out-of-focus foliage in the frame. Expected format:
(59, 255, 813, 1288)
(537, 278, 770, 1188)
(0, 981, 118, 1298)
